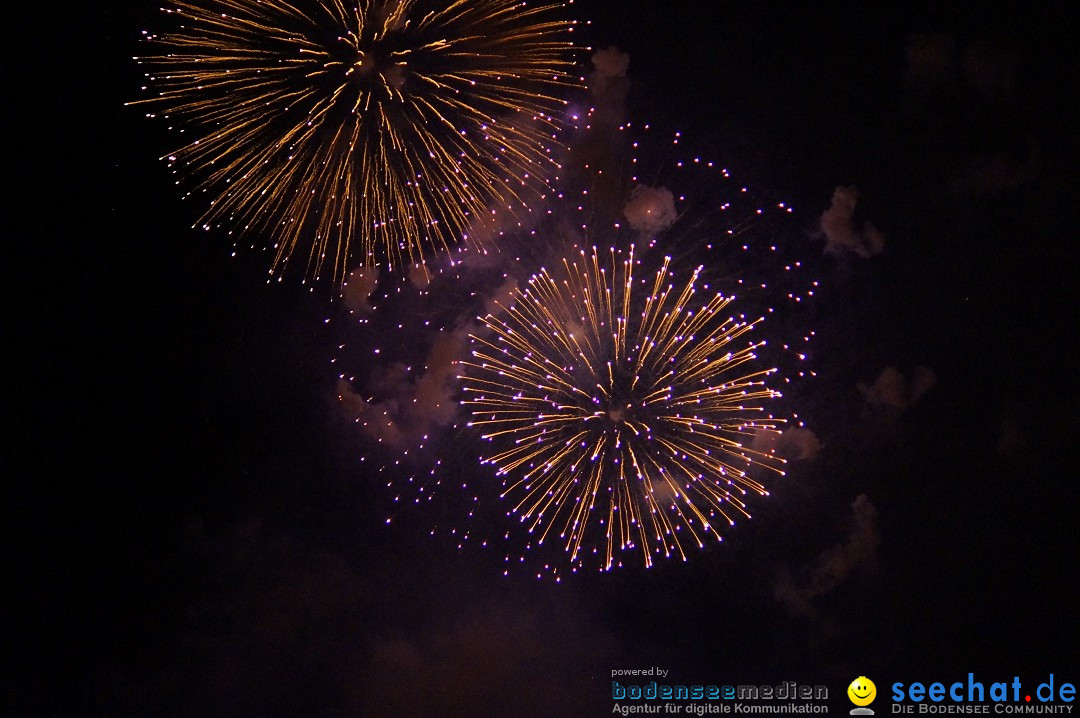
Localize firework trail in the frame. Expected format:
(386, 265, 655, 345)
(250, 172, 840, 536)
(131, 0, 583, 283)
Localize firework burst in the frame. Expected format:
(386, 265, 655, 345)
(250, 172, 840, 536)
(331, 119, 816, 578)
(131, 0, 582, 283)
(459, 243, 790, 572)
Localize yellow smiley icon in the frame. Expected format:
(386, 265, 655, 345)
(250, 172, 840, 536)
(848, 676, 877, 706)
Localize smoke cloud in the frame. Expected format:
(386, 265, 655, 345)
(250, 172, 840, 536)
(338, 329, 466, 450)
(751, 427, 823, 463)
(858, 365, 937, 410)
(819, 186, 885, 258)
(623, 185, 679, 234)
(774, 494, 880, 617)
(342, 267, 381, 313)
(589, 46, 630, 126)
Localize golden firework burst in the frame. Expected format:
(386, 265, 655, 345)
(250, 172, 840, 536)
(131, 0, 582, 283)
(460, 243, 788, 571)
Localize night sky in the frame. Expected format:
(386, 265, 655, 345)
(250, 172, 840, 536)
(15, 1, 1079, 716)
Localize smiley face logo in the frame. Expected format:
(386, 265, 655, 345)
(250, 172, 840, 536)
(848, 676, 877, 707)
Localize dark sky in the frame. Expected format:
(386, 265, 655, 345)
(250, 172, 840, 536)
(14, 1, 1079, 716)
